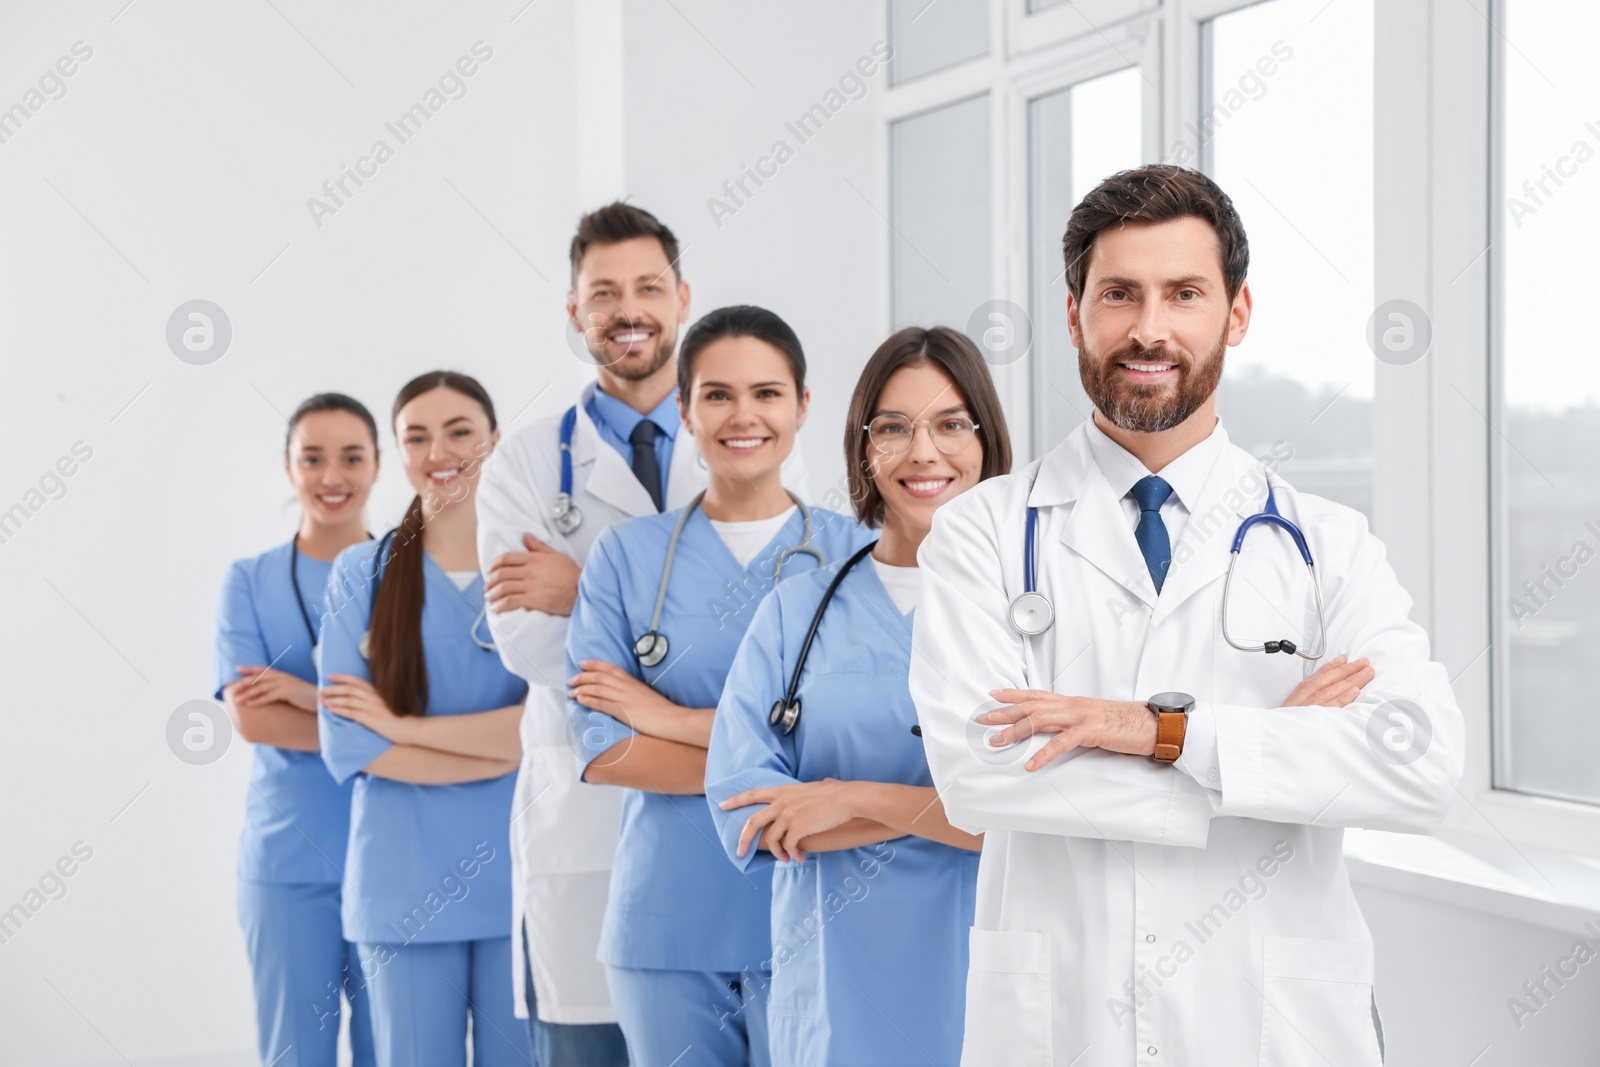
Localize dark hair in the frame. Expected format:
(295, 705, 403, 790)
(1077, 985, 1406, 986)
(367, 371, 497, 717)
(844, 327, 1013, 528)
(569, 201, 682, 287)
(284, 392, 378, 454)
(677, 305, 807, 400)
(1062, 164, 1249, 305)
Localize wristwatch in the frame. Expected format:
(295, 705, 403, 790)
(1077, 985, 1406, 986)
(1147, 691, 1195, 763)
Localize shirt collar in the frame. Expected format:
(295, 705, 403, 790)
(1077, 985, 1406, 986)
(587, 381, 680, 442)
(1082, 412, 1224, 512)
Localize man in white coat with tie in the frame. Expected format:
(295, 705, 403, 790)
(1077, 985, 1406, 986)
(475, 202, 807, 1063)
(910, 165, 1463, 1066)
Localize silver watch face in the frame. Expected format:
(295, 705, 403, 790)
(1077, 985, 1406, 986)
(1147, 691, 1195, 714)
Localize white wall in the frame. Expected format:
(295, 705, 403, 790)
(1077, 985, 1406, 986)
(0, 1, 583, 1062)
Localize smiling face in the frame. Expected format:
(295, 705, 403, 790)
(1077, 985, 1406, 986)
(1068, 216, 1250, 433)
(568, 236, 691, 384)
(867, 362, 984, 536)
(285, 410, 379, 525)
(680, 335, 808, 484)
(394, 386, 499, 510)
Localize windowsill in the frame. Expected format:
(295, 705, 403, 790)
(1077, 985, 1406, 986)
(1345, 827, 1600, 933)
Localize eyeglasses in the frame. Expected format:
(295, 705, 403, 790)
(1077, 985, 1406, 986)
(863, 413, 981, 455)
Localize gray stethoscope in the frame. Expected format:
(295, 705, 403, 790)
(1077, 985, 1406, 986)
(552, 405, 583, 535)
(1008, 474, 1328, 659)
(634, 488, 826, 668)
(356, 528, 499, 660)
(769, 540, 878, 735)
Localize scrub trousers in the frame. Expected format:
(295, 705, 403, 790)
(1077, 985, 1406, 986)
(606, 964, 770, 1067)
(237, 879, 375, 1067)
(358, 935, 532, 1067)
(521, 920, 630, 1065)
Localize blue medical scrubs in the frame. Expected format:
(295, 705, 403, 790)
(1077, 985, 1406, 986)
(566, 502, 872, 1067)
(705, 557, 979, 1067)
(318, 539, 531, 1067)
(214, 540, 375, 1067)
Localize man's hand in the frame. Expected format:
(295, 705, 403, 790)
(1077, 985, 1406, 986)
(485, 533, 580, 616)
(979, 693, 1155, 771)
(980, 656, 1377, 773)
(1283, 655, 1372, 708)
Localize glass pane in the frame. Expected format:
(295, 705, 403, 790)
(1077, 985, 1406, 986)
(1029, 67, 1144, 456)
(1029, 0, 1069, 10)
(889, 0, 989, 85)
(890, 94, 992, 338)
(1204, 0, 1375, 518)
(1497, 0, 1600, 805)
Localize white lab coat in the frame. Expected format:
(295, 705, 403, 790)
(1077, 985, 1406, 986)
(910, 422, 1463, 1067)
(475, 380, 809, 1023)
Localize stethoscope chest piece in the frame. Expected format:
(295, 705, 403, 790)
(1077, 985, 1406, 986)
(634, 630, 668, 668)
(1008, 590, 1054, 637)
(552, 493, 583, 535)
(769, 698, 801, 735)
(357, 630, 371, 661)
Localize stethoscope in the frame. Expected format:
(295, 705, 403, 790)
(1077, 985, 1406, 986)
(289, 530, 372, 665)
(552, 405, 583, 535)
(1221, 481, 1328, 659)
(1007, 472, 1329, 659)
(769, 541, 878, 735)
(356, 528, 499, 660)
(634, 489, 826, 669)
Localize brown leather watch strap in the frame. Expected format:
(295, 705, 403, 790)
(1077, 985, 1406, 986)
(1152, 710, 1187, 763)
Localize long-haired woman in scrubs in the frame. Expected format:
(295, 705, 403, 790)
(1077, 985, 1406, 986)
(215, 392, 380, 1067)
(316, 371, 532, 1066)
(563, 305, 873, 1066)
(703, 327, 1003, 1066)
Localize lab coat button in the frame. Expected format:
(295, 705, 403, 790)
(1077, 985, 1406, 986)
(1148, 1047, 1158, 1056)
(1145, 933, 1156, 943)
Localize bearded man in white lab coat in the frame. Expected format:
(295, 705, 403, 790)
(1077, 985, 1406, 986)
(910, 164, 1462, 1067)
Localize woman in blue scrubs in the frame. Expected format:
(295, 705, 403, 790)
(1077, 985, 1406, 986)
(317, 371, 531, 1067)
(704, 327, 1012, 1067)
(215, 392, 380, 1067)
(564, 305, 872, 1067)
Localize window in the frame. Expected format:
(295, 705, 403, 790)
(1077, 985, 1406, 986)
(888, 0, 990, 85)
(1028, 67, 1144, 456)
(1203, 0, 1376, 518)
(889, 95, 993, 335)
(1494, 0, 1600, 806)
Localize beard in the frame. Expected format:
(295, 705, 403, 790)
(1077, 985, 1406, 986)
(584, 314, 677, 380)
(1077, 321, 1227, 434)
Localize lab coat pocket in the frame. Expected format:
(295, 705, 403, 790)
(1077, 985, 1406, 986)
(962, 928, 1052, 1066)
(1258, 935, 1382, 1067)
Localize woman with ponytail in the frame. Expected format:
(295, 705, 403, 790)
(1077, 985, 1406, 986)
(317, 371, 532, 1065)
(215, 392, 380, 1067)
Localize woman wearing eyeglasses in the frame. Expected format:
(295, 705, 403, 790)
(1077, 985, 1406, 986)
(703, 327, 1007, 1067)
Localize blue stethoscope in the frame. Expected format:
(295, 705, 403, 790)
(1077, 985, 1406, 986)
(1009, 475, 1328, 659)
(356, 528, 499, 660)
(634, 489, 827, 669)
(552, 405, 583, 535)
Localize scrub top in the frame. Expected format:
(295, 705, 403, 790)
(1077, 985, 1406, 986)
(705, 556, 979, 1067)
(214, 539, 353, 885)
(565, 502, 872, 974)
(318, 538, 526, 945)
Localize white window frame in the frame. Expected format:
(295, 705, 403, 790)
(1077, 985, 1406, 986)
(876, 0, 1600, 861)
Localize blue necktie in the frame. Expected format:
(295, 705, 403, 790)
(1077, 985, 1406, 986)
(630, 420, 664, 512)
(1131, 475, 1173, 593)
